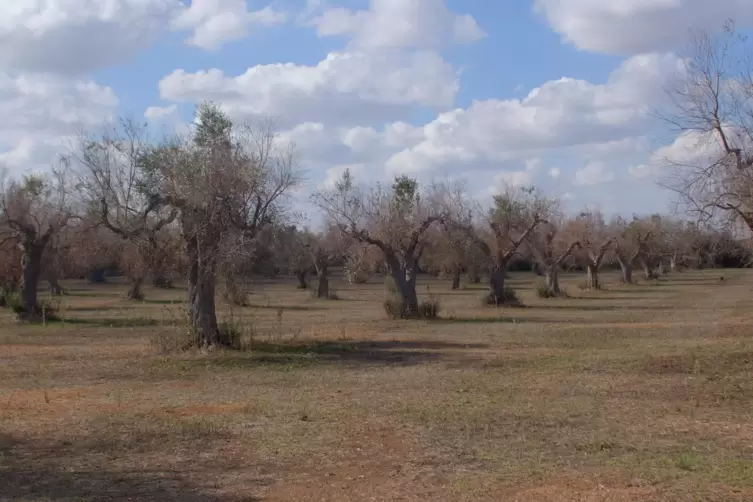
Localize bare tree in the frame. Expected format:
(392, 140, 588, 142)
(610, 216, 653, 284)
(529, 210, 580, 297)
(0, 169, 72, 318)
(306, 226, 343, 299)
(566, 210, 613, 290)
(313, 171, 444, 317)
(74, 118, 179, 300)
(452, 186, 550, 305)
(662, 22, 753, 231)
(75, 103, 298, 346)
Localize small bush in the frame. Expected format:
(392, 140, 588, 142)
(4, 293, 61, 322)
(383, 295, 442, 320)
(418, 297, 441, 319)
(535, 280, 557, 298)
(384, 276, 399, 294)
(383, 296, 405, 319)
(480, 287, 523, 307)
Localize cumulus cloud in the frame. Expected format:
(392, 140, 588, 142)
(491, 158, 542, 190)
(533, 0, 753, 55)
(0, 0, 179, 74)
(305, 0, 485, 51)
(574, 161, 615, 186)
(383, 53, 683, 175)
(171, 0, 286, 50)
(629, 130, 725, 179)
(0, 72, 118, 170)
(158, 50, 458, 127)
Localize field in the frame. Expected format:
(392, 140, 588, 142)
(2, 269, 753, 501)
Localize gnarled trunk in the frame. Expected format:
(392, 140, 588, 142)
(125, 277, 144, 300)
(296, 271, 308, 290)
(315, 266, 329, 299)
(489, 267, 506, 305)
(20, 244, 44, 317)
(47, 272, 63, 295)
(544, 265, 560, 295)
(669, 254, 677, 273)
(186, 236, 220, 347)
(451, 267, 461, 290)
(586, 264, 600, 290)
(618, 258, 633, 285)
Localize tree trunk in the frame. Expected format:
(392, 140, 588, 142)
(125, 278, 144, 300)
(619, 260, 633, 285)
(586, 264, 600, 290)
(669, 254, 678, 273)
(47, 272, 63, 295)
(296, 271, 308, 289)
(186, 237, 220, 347)
(451, 267, 461, 290)
(642, 259, 657, 280)
(390, 268, 418, 317)
(20, 245, 43, 317)
(545, 266, 560, 295)
(489, 268, 506, 305)
(315, 266, 329, 299)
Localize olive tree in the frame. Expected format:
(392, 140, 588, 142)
(0, 169, 72, 318)
(452, 186, 550, 305)
(74, 118, 179, 300)
(78, 103, 298, 346)
(528, 210, 580, 297)
(313, 170, 444, 317)
(566, 210, 613, 290)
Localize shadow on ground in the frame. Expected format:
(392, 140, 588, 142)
(0, 434, 264, 501)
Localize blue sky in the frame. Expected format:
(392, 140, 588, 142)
(1, 0, 752, 220)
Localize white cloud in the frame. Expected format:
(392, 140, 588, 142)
(159, 50, 458, 127)
(322, 163, 365, 188)
(0, 72, 118, 170)
(383, 53, 683, 175)
(171, 0, 286, 50)
(491, 158, 541, 190)
(305, 0, 485, 51)
(549, 167, 561, 179)
(574, 161, 615, 186)
(534, 0, 753, 55)
(629, 129, 724, 179)
(0, 0, 179, 74)
(144, 104, 177, 120)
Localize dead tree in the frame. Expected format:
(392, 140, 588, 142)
(662, 22, 753, 232)
(313, 171, 443, 317)
(0, 170, 72, 319)
(76, 103, 298, 346)
(567, 210, 613, 290)
(529, 217, 580, 297)
(451, 186, 550, 305)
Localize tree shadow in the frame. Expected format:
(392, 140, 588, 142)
(58, 317, 165, 327)
(183, 339, 485, 369)
(0, 434, 264, 501)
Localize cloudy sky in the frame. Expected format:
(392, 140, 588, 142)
(1, 0, 751, 219)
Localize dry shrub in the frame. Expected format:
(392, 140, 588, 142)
(480, 287, 523, 307)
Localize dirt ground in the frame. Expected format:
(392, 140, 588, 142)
(2, 269, 753, 501)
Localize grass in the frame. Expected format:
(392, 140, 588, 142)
(2, 269, 753, 500)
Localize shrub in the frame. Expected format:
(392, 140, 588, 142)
(535, 279, 557, 298)
(4, 293, 61, 322)
(418, 297, 441, 319)
(384, 276, 399, 294)
(382, 296, 405, 319)
(480, 287, 523, 307)
(383, 294, 441, 320)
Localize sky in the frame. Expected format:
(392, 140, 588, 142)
(1, 0, 752, 221)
